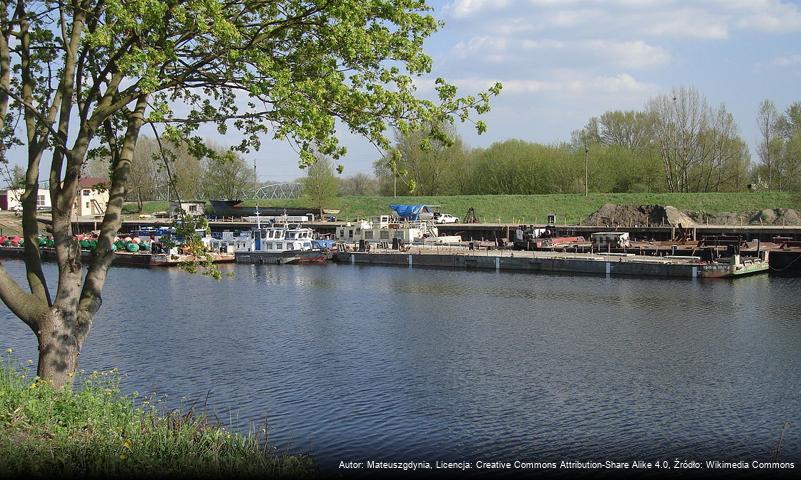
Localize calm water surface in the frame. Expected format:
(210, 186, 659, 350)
(1, 260, 800, 470)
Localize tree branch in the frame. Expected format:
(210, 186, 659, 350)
(0, 263, 48, 332)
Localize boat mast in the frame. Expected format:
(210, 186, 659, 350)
(254, 158, 260, 229)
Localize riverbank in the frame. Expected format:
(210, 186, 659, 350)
(228, 192, 801, 224)
(0, 355, 315, 478)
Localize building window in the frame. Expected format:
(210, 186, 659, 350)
(37, 195, 45, 206)
(85, 202, 90, 208)
(82, 189, 91, 196)
(189, 205, 197, 212)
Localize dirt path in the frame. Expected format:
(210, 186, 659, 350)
(0, 212, 23, 237)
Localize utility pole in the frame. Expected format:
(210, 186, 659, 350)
(253, 159, 257, 200)
(584, 144, 589, 197)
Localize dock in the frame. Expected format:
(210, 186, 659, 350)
(0, 246, 234, 268)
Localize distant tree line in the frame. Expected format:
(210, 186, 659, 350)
(86, 88, 801, 203)
(86, 136, 256, 211)
(362, 87, 800, 196)
(755, 99, 801, 192)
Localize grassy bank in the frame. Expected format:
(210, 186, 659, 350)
(230, 192, 800, 224)
(0, 355, 314, 478)
(122, 192, 801, 224)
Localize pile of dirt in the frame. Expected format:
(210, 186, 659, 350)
(585, 204, 801, 227)
(749, 208, 801, 225)
(584, 204, 695, 227)
(687, 211, 749, 225)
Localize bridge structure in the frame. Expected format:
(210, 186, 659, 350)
(252, 183, 303, 199)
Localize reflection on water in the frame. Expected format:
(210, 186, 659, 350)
(1, 260, 800, 470)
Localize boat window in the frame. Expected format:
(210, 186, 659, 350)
(287, 243, 294, 250)
(364, 231, 373, 239)
(276, 242, 283, 249)
(380, 231, 389, 240)
(348, 229, 354, 238)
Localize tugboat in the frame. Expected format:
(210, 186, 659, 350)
(697, 238, 769, 279)
(698, 251, 770, 278)
(234, 211, 327, 265)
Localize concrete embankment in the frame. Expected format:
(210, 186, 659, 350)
(335, 248, 702, 279)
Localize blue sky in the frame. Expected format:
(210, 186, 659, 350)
(9, 0, 801, 183)
(263, 0, 801, 181)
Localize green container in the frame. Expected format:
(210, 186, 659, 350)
(126, 243, 139, 252)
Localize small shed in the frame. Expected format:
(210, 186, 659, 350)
(169, 200, 207, 217)
(0, 187, 51, 211)
(592, 232, 631, 250)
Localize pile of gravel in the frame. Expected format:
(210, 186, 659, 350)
(584, 204, 695, 227)
(749, 208, 801, 225)
(585, 204, 801, 227)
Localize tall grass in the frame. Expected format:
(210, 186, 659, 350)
(0, 353, 315, 478)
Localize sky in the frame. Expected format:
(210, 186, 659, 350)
(8, 0, 801, 184)
(262, 0, 801, 182)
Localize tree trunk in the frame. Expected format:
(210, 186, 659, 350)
(36, 309, 87, 388)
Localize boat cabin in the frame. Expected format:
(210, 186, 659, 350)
(335, 217, 436, 244)
(241, 224, 316, 253)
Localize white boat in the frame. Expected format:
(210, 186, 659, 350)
(335, 215, 461, 246)
(234, 221, 327, 264)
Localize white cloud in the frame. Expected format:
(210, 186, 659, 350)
(769, 53, 801, 66)
(475, 37, 670, 69)
(637, 9, 729, 39)
(444, 0, 510, 18)
(585, 40, 671, 68)
(453, 36, 508, 56)
(446, 1, 801, 38)
(718, 0, 801, 33)
(418, 73, 656, 97)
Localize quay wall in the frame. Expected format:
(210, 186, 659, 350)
(335, 251, 699, 279)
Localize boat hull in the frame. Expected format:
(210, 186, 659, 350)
(698, 260, 769, 278)
(234, 250, 327, 265)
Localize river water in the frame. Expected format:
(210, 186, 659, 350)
(1, 259, 800, 472)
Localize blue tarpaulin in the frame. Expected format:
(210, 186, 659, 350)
(389, 204, 433, 221)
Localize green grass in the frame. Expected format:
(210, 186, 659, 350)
(0, 354, 315, 479)
(229, 192, 801, 224)
(122, 201, 170, 215)
(124, 192, 801, 224)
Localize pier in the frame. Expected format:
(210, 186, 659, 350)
(335, 247, 709, 279)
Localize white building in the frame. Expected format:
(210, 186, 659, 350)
(73, 177, 109, 217)
(169, 200, 206, 217)
(0, 187, 51, 211)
